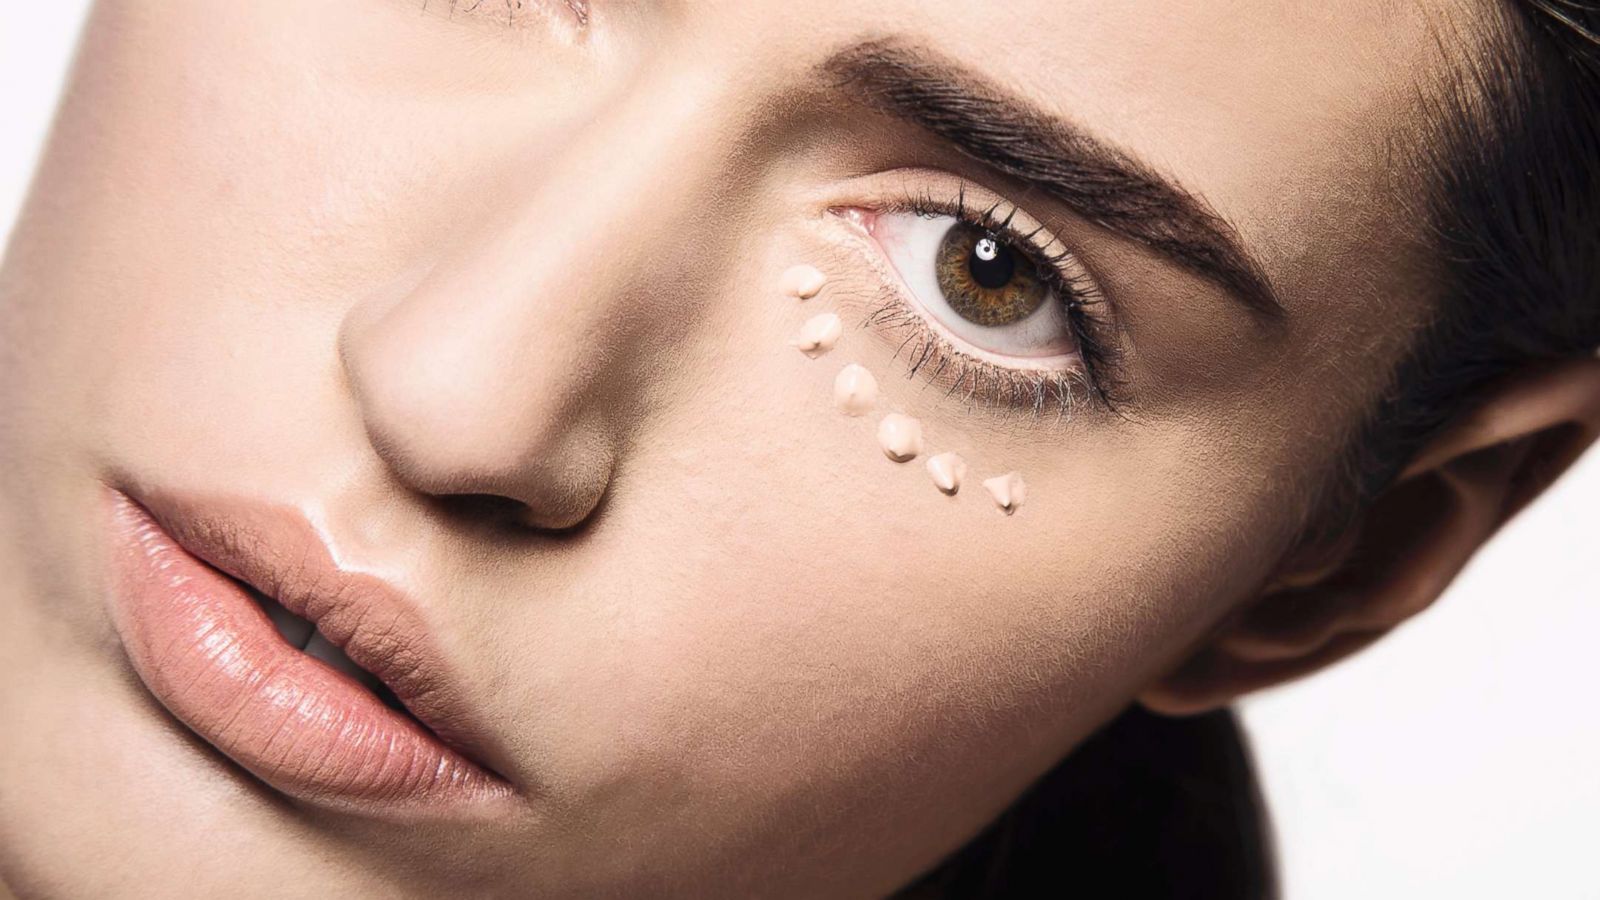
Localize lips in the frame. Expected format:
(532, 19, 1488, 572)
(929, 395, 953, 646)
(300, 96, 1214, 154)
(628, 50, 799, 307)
(103, 488, 514, 819)
(247, 580, 403, 709)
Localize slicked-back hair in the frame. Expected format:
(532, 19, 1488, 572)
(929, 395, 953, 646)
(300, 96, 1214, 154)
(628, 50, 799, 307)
(1325, 1, 1600, 536)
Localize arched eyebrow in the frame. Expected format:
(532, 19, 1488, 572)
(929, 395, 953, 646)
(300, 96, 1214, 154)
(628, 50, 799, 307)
(820, 39, 1287, 322)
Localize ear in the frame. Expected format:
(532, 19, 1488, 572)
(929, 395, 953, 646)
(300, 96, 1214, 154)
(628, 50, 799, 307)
(1138, 357, 1600, 717)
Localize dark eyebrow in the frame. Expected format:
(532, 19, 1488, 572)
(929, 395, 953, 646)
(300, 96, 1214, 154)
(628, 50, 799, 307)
(821, 40, 1286, 321)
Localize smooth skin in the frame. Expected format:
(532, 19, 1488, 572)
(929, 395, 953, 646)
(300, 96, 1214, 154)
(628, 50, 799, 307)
(2, 1, 1598, 897)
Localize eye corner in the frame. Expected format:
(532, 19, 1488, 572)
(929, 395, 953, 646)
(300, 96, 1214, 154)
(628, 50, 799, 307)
(825, 205, 880, 238)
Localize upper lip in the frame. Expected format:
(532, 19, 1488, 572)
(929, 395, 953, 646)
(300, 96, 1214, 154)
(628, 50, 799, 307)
(129, 486, 514, 786)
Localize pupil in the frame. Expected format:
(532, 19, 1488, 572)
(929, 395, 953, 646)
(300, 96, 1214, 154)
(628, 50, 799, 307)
(967, 234, 1014, 289)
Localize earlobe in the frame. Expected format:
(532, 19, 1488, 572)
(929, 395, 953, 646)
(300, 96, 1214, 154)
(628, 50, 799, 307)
(1138, 357, 1600, 717)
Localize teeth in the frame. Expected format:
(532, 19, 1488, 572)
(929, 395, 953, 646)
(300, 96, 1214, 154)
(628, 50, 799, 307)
(303, 630, 385, 695)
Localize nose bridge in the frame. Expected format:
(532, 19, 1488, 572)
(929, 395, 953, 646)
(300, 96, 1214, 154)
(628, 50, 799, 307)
(339, 73, 730, 527)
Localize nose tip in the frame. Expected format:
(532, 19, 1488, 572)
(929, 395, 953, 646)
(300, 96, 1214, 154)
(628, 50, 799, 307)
(337, 286, 616, 533)
(368, 428, 612, 533)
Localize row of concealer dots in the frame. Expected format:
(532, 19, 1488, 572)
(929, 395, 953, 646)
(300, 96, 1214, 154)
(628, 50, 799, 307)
(778, 264, 1026, 515)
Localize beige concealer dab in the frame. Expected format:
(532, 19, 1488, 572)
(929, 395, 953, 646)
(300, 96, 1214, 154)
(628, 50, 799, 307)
(876, 413, 924, 463)
(833, 363, 877, 416)
(790, 312, 842, 358)
(774, 264, 1024, 514)
(925, 452, 966, 495)
(982, 472, 1027, 515)
(779, 264, 828, 300)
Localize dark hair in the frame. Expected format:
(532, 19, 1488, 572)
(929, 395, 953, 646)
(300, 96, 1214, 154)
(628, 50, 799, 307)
(894, 705, 1277, 899)
(1320, 0, 1600, 536)
(898, 5, 1600, 898)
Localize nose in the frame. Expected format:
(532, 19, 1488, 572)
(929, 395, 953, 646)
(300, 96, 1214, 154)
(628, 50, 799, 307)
(338, 85, 722, 531)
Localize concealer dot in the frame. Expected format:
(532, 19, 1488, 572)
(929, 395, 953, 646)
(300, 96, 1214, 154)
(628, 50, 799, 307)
(982, 472, 1027, 515)
(779, 264, 828, 300)
(877, 413, 924, 463)
(925, 452, 967, 495)
(790, 312, 843, 358)
(833, 363, 878, 416)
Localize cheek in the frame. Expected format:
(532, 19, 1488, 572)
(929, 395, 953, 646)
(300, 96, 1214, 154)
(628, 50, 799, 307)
(15, 7, 1299, 873)
(472, 259, 1283, 857)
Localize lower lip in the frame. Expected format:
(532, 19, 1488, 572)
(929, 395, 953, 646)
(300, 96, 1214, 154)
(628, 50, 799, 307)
(104, 493, 510, 818)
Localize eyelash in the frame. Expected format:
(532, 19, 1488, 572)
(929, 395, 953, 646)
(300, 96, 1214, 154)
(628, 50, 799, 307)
(856, 186, 1125, 418)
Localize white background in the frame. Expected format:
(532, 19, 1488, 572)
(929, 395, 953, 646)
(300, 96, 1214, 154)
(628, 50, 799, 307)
(4, 7, 1597, 898)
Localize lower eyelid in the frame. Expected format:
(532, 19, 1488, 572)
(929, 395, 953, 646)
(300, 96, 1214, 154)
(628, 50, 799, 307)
(878, 285, 1082, 371)
(862, 296, 1091, 417)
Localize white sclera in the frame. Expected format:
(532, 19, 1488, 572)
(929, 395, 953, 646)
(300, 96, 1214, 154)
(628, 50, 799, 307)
(872, 213, 1075, 358)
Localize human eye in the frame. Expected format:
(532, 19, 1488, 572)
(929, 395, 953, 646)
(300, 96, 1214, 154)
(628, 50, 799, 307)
(833, 184, 1123, 416)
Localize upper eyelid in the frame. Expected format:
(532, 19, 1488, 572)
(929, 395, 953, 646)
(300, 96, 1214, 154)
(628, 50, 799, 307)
(886, 185, 1074, 265)
(894, 192, 1104, 311)
(820, 168, 1123, 315)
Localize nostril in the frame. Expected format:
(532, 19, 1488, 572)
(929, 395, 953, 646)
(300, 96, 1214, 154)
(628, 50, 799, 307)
(434, 493, 536, 530)
(431, 491, 605, 535)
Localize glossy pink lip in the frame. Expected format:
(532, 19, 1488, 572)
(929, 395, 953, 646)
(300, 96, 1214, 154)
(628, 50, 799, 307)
(104, 487, 515, 819)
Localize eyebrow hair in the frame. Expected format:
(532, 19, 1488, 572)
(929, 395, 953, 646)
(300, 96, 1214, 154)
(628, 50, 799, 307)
(821, 40, 1287, 321)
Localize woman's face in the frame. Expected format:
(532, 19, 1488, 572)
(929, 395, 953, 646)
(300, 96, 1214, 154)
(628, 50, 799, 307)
(0, 1, 1467, 895)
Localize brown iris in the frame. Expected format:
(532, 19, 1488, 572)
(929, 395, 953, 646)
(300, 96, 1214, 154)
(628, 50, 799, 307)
(933, 222, 1049, 326)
